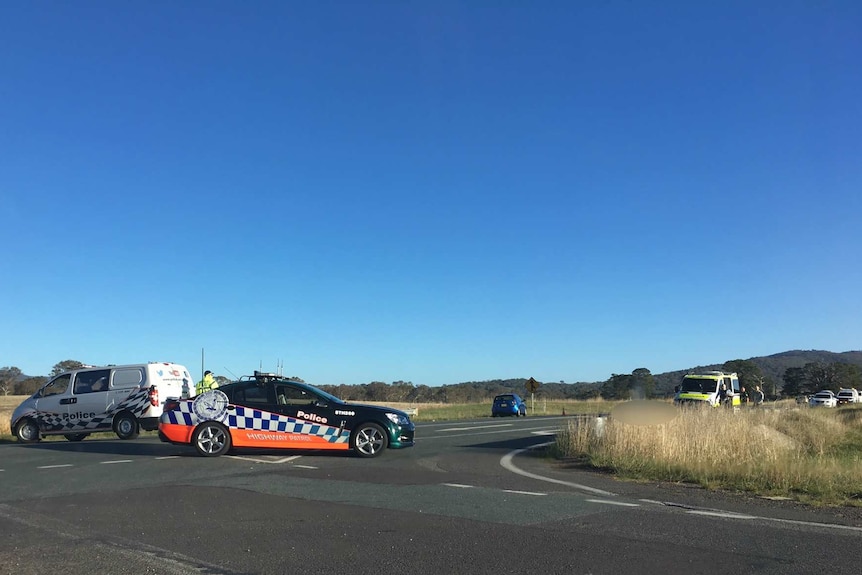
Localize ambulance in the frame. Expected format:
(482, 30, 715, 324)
(673, 371, 742, 408)
(11, 362, 193, 442)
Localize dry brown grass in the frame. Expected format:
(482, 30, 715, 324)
(556, 404, 862, 505)
(0, 395, 26, 436)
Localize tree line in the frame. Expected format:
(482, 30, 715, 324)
(2, 357, 860, 402)
(0, 360, 85, 396)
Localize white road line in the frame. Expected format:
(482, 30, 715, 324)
(586, 499, 641, 507)
(417, 415, 580, 429)
(688, 510, 755, 520)
(227, 454, 302, 464)
(501, 440, 862, 533)
(439, 424, 513, 432)
(292, 464, 318, 469)
(155, 456, 180, 460)
(642, 499, 862, 533)
(37, 464, 73, 469)
(530, 430, 557, 436)
(273, 456, 303, 464)
(100, 460, 133, 465)
(503, 489, 547, 496)
(752, 516, 862, 533)
(420, 425, 559, 440)
(500, 442, 616, 497)
(443, 483, 475, 489)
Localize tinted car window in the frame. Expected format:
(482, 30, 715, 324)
(41, 374, 72, 397)
(230, 382, 270, 405)
(276, 384, 317, 406)
(74, 369, 111, 394)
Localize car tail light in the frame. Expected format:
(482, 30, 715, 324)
(148, 386, 159, 407)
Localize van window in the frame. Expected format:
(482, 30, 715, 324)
(112, 368, 144, 389)
(41, 374, 72, 397)
(74, 369, 111, 394)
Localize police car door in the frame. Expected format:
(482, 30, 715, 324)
(274, 383, 329, 424)
(71, 369, 112, 430)
(33, 373, 73, 431)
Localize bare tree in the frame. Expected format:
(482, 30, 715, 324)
(0, 366, 22, 396)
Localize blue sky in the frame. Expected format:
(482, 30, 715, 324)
(2, 1, 860, 385)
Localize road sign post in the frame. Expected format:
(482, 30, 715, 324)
(526, 377, 540, 414)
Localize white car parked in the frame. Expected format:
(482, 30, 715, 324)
(809, 390, 837, 408)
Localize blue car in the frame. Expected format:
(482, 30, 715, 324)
(492, 393, 527, 417)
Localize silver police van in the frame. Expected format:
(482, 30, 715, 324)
(11, 362, 193, 442)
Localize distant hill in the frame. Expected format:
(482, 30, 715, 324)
(445, 350, 862, 401)
(8, 349, 861, 401)
(650, 350, 862, 395)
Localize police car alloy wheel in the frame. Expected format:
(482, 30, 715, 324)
(15, 418, 40, 443)
(193, 421, 231, 457)
(114, 413, 140, 440)
(353, 422, 387, 458)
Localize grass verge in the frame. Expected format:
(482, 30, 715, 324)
(554, 403, 862, 507)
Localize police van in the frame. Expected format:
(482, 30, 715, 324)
(673, 371, 741, 408)
(11, 362, 194, 443)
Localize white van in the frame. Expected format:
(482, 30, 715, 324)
(11, 362, 193, 443)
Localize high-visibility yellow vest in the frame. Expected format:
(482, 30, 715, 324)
(195, 374, 217, 395)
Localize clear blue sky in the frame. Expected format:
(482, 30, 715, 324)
(2, 1, 860, 385)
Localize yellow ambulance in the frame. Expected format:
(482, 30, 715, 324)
(673, 371, 741, 408)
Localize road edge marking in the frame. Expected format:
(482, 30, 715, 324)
(500, 441, 616, 497)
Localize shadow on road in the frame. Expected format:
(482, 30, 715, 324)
(4, 436, 193, 457)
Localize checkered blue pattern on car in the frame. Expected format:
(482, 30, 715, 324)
(163, 402, 350, 444)
(32, 388, 152, 433)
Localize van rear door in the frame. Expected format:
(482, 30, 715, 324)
(149, 364, 189, 404)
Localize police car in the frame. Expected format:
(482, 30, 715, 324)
(158, 371, 415, 458)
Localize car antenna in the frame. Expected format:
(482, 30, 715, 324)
(223, 367, 239, 380)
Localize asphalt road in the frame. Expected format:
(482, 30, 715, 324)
(1, 415, 861, 574)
